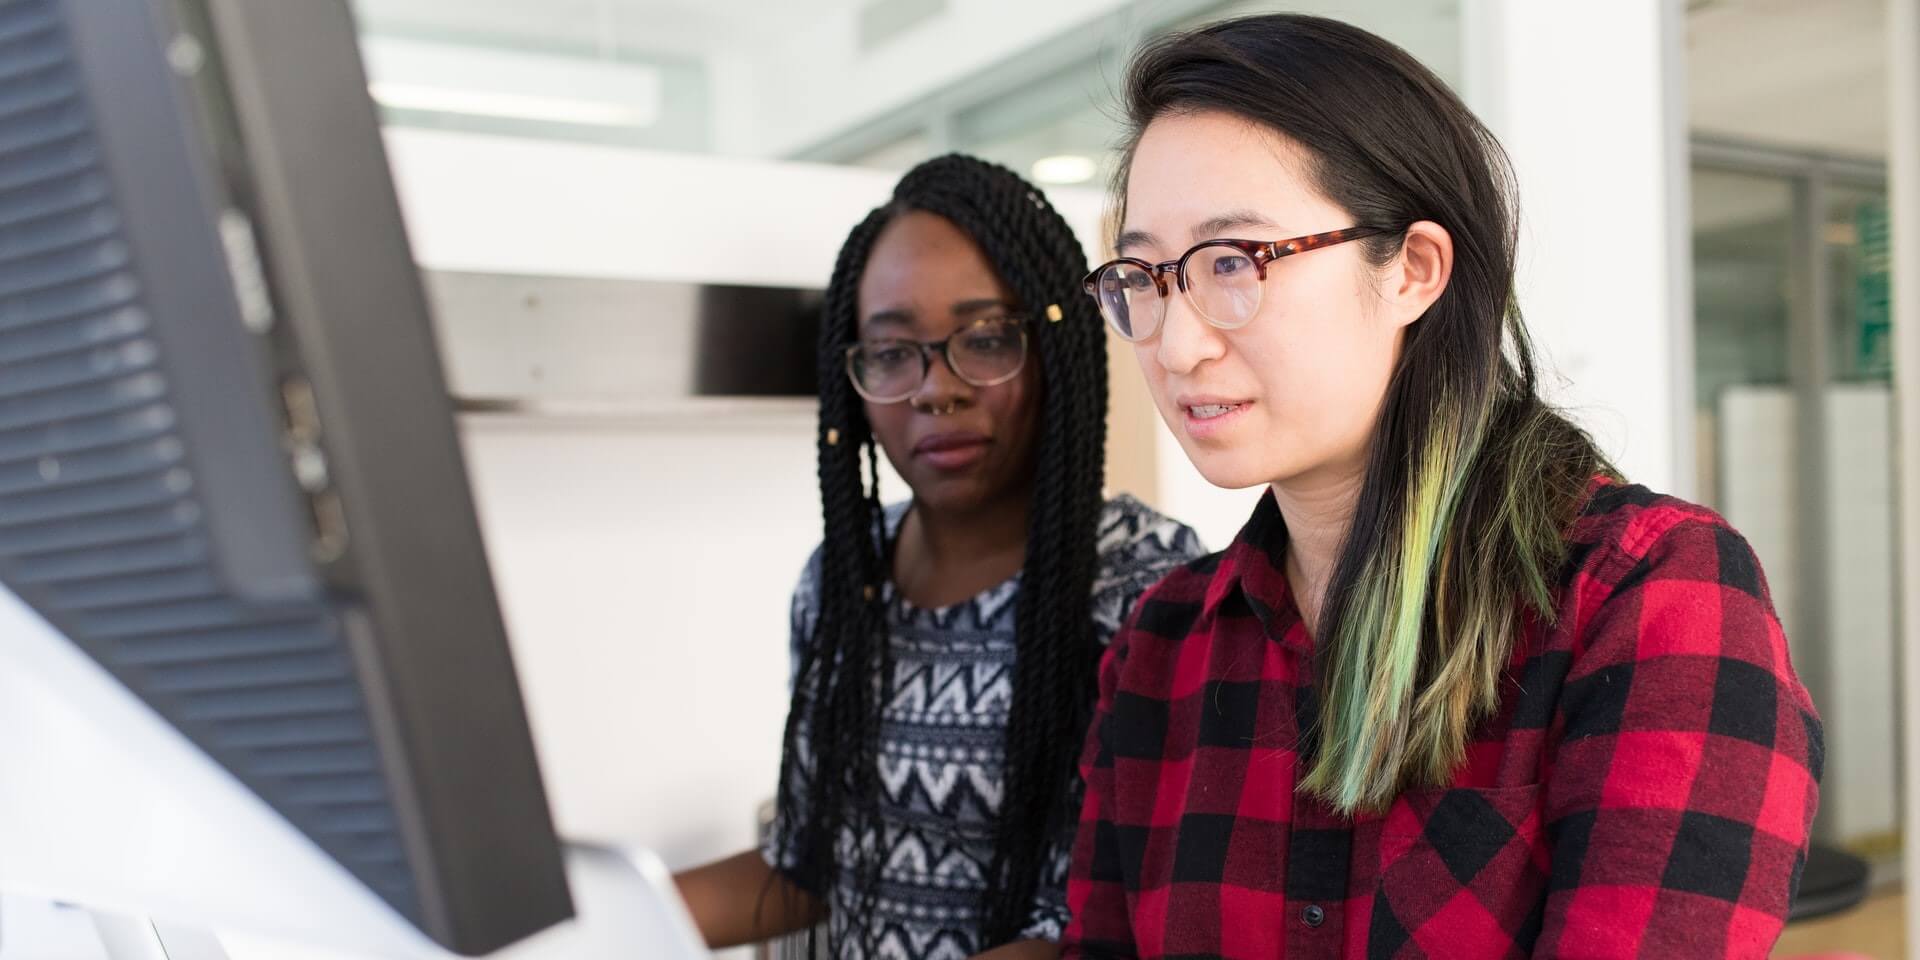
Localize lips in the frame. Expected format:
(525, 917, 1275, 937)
(1174, 394, 1253, 440)
(914, 431, 991, 471)
(1176, 394, 1252, 417)
(1188, 403, 1242, 419)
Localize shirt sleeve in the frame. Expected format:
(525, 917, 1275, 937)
(759, 547, 824, 885)
(1059, 611, 1143, 958)
(1534, 518, 1823, 958)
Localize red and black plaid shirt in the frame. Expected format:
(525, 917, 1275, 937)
(1061, 481, 1822, 959)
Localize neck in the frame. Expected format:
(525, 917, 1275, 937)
(1270, 461, 1367, 634)
(909, 490, 1030, 566)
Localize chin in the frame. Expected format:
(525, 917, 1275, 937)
(904, 472, 994, 512)
(1182, 444, 1275, 492)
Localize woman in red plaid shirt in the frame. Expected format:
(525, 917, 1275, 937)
(1067, 13, 1821, 959)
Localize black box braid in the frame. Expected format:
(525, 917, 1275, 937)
(770, 153, 1108, 954)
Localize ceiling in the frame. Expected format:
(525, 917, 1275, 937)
(348, 0, 1895, 172)
(347, 0, 865, 58)
(1686, 0, 1887, 159)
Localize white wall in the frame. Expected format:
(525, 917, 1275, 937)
(1463, 0, 1693, 497)
(384, 126, 1110, 283)
(385, 129, 892, 287)
(455, 413, 816, 866)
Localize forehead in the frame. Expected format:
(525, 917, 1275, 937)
(857, 210, 1014, 330)
(1122, 110, 1328, 250)
(860, 211, 1001, 291)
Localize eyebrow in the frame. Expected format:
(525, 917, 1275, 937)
(862, 298, 1016, 328)
(1114, 209, 1282, 258)
(953, 298, 1014, 316)
(1113, 228, 1156, 255)
(1194, 209, 1279, 239)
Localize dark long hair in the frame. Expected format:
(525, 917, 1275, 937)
(1115, 15, 1614, 813)
(771, 154, 1108, 950)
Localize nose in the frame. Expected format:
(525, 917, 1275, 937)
(1154, 287, 1227, 377)
(909, 346, 972, 412)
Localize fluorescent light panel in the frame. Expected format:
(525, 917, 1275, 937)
(360, 36, 661, 129)
(368, 82, 653, 127)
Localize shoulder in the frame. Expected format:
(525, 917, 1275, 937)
(1545, 481, 1823, 829)
(1558, 479, 1815, 714)
(1094, 493, 1207, 570)
(1088, 495, 1209, 642)
(793, 541, 824, 601)
(1561, 480, 1769, 608)
(883, 498, 911, 535)
(792, 500, 908, 605)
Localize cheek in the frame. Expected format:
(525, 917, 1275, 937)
(994, 372, 1042, 443)
(864, 402, 910, 453)
(1244, 292, 1398, 438)
(1131, 342, 1169, 402)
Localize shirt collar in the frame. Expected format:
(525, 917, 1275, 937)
(1204, 488, 1308, 651)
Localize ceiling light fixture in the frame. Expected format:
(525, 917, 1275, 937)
(1031, 154, 1096, 185)
(368, 82, 652, 127)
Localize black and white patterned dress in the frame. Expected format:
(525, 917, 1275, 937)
(763, 495, 1205, 960)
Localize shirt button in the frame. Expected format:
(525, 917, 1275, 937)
(1303, 905, 1326, 927)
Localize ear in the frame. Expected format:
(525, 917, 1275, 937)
(1386, 220, 1453, 328)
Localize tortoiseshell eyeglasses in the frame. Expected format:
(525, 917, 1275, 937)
(1082, 226, 1389, 341)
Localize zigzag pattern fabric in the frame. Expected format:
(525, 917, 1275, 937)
(765, 495, 1206, 960)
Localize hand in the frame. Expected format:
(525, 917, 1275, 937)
(972, 939, 1060, 960)
(672, 850, 824, 948)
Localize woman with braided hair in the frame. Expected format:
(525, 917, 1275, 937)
(674, 154, 1204, 960)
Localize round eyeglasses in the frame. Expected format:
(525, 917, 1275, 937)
(843, 316, 1029, 404)
(1083, 226, 1387, 341)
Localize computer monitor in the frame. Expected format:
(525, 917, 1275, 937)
(0, 0, 606, 954)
